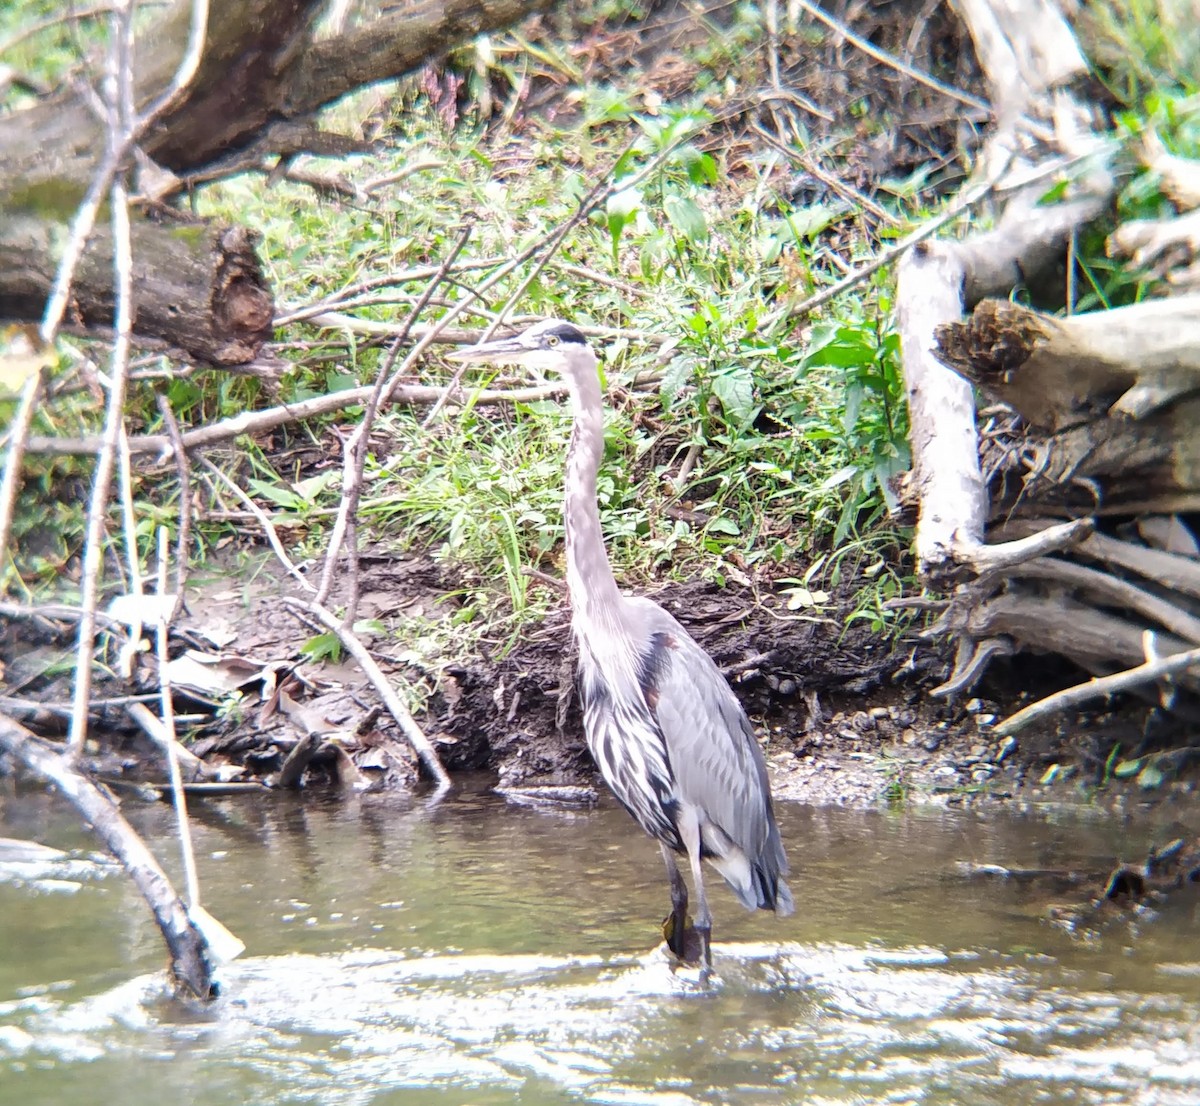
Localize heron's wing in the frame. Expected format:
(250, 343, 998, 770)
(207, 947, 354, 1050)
(631, 602, 773, 859)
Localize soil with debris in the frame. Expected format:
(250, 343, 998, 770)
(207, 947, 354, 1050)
(6, 549, 1196, 809)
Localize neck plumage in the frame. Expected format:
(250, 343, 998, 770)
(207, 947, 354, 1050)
(563, 362, 622, 623)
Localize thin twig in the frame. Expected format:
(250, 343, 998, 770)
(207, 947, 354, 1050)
(116, 427, 143, 598)
(997, 645, 1200, 736)
(763, 171, 1003, 329)
(153, 527, 200, 907)
(69, 162, 137, 756)
(314, 226, 474, 611)
(281, 597, 451, 792)
(420, 132, 694, 427)
(156, 392, 192, 595)
(272, 259, 507, 325)
(791, 0, 990, 114)
(198, 457, 315, 593)
(0, 601, 129, 632)
(27, 380, 569, 457)
(0, 372, 43, 591)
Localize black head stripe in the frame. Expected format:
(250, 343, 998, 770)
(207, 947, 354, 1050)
(542, 323, 588, 346)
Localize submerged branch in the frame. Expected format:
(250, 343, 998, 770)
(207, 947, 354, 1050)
(0, 713, 216, 999)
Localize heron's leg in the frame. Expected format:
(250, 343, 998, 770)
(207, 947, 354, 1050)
(660, 843, 689, 959)
(678, 810, 713, 972)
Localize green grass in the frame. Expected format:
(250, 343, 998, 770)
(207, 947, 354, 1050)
(6, 0, 1193, 653)
(165, 84, 913, 637)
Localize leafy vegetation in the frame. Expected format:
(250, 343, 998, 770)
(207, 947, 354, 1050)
(4, 0, 1194, 653)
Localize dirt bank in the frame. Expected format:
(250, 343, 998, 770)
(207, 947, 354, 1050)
(8, 549, 1195, 808)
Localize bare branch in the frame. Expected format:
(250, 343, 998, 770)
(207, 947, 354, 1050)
(314, 226, 474, 610)
(281, 597, 451, 792)
(997, 645, 1200, 735)
(198, 456, 315, 593)
(68, 167, 137, 755)
(0, 371, 43, 591)
(26, 380, 568, 457)
(0, 712, 216, 998)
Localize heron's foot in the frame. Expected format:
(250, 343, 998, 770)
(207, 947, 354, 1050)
(661, 912, 707, 966)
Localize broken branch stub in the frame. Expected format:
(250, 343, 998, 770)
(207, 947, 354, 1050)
(935, 295, 1200, 431)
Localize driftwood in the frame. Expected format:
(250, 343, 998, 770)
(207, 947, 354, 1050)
(897, 0, 1114, 582)
(895, 0, 1200, 725)
(0, 712, 216, 999)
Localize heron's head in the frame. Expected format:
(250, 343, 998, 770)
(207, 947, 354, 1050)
(446, 319, 596, 381)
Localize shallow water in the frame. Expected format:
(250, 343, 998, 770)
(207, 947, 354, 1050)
(1, 783, 1198, 1105)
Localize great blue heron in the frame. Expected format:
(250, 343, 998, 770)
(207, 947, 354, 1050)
(448, 319, 793, 971)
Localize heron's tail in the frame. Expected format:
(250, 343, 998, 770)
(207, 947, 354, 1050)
(710, 844, 794, 916)
(752, 864, 794, 916)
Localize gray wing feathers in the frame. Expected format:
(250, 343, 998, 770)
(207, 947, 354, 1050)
(629, 599, 793, 914)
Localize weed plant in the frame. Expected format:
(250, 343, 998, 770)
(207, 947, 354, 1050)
(8, 0, 1191, 650)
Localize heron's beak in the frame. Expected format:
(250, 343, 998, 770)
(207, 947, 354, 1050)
(445, 335, 531, 365)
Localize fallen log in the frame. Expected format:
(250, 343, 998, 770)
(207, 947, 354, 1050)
(0, 0, 556, 361)
(0, 219, 272, 365)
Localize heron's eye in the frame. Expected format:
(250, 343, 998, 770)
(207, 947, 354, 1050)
(546, 335, 560, 348)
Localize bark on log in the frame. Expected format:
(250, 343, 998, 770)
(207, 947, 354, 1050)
(0, 0, 556, 359)
(0, 713, 216, 999)
(0, 218, 273, 364)
(935, 295, 1200, 430)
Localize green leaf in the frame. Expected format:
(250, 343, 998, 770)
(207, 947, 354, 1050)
(711, 367, 755, 425)
(1113, 757, 1144, 778)
(245, 477, 305, 510)
(301, 632, 342, 663)
(818, 464, 858, 492)
(785, 204, 839, 240)
(659, 356, 695, 406)
(682, 149, 719, 186)
(607, 187, 641, 261)
(707, 516, 740, 536)
(1037, 179, 1070, 205)
(664, 194, 708, 245)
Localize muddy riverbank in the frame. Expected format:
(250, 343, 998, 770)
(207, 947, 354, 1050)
(5, 549, 1195, 809)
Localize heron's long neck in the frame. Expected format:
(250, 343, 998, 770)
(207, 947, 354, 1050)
(563, 364, 622, 622)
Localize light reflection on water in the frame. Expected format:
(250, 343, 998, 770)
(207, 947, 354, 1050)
(1, 784, 1198, 1105)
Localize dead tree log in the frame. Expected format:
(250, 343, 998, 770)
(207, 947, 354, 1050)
(898, 0, 1200, 722)
(0, 712, 216, 999)
(897, 0, 1114, 584)
(0, 219, 272, 365)
(0, 0, 556, 361)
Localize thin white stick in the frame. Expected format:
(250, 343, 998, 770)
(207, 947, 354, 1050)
(68, 175, 136, 756)
(117, 426, 144, 597)
(282, 597, 451, 792)
(198, 457, 316, 593)
(0, 372, 43, 586)
(155, 526, 200, 908)
(996, 645, 1200, 735)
